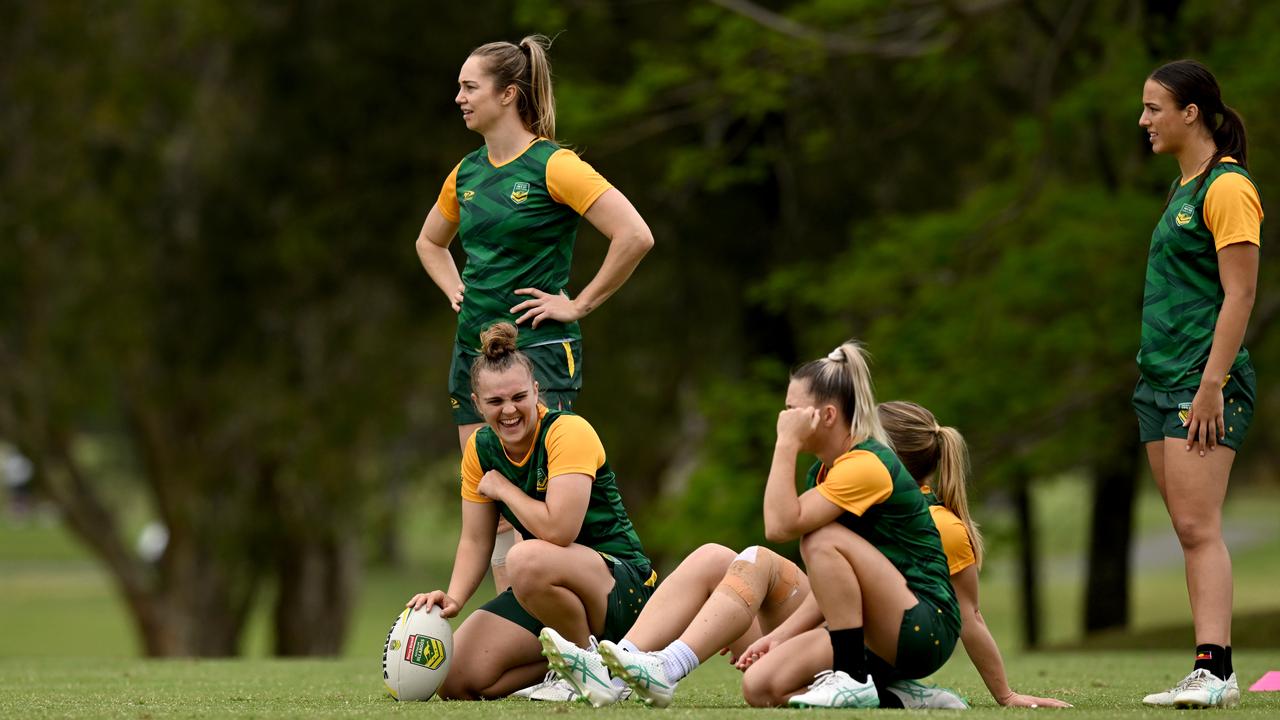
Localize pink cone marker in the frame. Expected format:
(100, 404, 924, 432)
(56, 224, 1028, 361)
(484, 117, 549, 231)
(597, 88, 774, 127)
(1249, 671, 1280, 692)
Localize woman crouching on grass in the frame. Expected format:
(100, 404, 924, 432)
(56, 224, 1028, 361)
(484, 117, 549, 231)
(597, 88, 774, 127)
(405, 322, 655, 700)
(739, 341, 961, 709)
(738, 401, 1071, 709)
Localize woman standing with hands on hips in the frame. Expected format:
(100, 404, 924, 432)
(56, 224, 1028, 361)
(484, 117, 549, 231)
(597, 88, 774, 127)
(1133, 59, 1262, 710)
(414, 35, 654, 588)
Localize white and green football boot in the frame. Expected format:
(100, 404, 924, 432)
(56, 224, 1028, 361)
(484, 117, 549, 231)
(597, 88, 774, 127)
(1173, 669, 1239, 709)
(886, 678, 969, 709)
(598, 640, 677, 708)
(788, 670, 880, 709)
(537, 628, 621, 707)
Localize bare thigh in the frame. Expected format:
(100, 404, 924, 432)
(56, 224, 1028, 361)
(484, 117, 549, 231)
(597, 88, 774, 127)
(1159, 438, 1234, 537)
(801, 523, 916, 664)
(507, 540, 616, 635)
(438, 609, 544, 700)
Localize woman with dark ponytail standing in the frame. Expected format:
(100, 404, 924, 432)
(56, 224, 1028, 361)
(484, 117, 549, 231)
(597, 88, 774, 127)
(414, 36, 654, 589)
(1135, 60, 1262, 710)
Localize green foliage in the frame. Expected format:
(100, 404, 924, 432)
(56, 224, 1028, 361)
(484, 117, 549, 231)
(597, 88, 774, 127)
(643, 359, 792, 557)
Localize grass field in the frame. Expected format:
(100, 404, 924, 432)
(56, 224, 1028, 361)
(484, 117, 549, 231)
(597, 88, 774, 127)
(3, 651, 1280, 718)
(3, 479, 1279, 717)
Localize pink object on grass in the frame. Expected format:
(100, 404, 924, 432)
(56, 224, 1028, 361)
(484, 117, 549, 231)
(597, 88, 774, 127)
(1249, 671, 1280, 692)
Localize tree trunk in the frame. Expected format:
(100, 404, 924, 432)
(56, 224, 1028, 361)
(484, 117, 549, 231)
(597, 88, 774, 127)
(1084, 411, 1141, 633)
(1014, 473, 1041, 649)
(272, 535, 360, 656)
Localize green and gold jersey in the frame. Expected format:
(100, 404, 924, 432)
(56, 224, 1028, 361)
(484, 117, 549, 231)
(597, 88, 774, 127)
(1138, 160, 1263, 391)
(805, 439, 958, 628)
(462, 407, 648, 570)
(437, 140, 612, 352)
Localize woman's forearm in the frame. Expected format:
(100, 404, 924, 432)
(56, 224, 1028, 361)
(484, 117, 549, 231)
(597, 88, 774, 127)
(960, 611, 1015, 703)
(572, 226, 653, 317)
(416, 238, 464, 300)
(1201, 292, 1254, 386)
(446, 534, 494, 608)
(763, 442, 803, 543)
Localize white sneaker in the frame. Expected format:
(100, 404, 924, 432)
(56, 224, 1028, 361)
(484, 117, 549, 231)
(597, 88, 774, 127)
(598, 640, 677, 708)
(1143, 669, 1202, 707)
(511, 671, 557, 699)
(511, 671, 579, 701)
(886, 678, 968, 709)
(1173, 668, 1239, 709)
(788, 670, 880, 709)
(537, 628, 621, 707)
(1226, 673, 1241, 707)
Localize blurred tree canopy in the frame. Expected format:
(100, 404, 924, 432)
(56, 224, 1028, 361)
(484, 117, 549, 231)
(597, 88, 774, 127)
(2, 0, 1276, 655)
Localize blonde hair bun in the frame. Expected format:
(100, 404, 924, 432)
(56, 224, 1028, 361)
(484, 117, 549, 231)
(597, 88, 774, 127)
(479, 322, 519, 360)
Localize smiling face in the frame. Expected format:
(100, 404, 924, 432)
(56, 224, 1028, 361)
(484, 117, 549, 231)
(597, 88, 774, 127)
(456, 55, 514, 134)
(1139, 78, 1198, 156)
(472, 364, 540, 450)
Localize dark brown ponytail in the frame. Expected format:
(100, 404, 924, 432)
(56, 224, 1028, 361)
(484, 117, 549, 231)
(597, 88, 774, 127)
(1150, 59, 1248, 196)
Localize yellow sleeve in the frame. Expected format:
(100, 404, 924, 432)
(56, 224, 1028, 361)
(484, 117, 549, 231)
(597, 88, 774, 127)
(459, 431, 490, 503)
(437, 162, 462, 223)
(545, 414, 606, 479)
(815, 450, 893, 516)
(1205, 172, 1263, 251)
(930, 506, 977, 575)
(546, 149, 613, 215)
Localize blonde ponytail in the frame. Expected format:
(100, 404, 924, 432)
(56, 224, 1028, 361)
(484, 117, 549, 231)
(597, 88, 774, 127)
(935, 426, 983, 569)
(878, 400, 983, 569)
(469, 35, 557, 141)
(837, 342, 890, 447)
(792, 339, 890, 449)
(519, 35, 556, 140)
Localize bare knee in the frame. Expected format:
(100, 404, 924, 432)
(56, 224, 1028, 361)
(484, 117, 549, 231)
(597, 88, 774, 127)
(691, 542, 736, 569)
(1170, 514, 1221, 550)
(688, 543, 735, 581)
(437, 671, 479, 701)
(507, 539, 558, 593)
(741, 667, 786, 707)
(799, 526, 841, 562)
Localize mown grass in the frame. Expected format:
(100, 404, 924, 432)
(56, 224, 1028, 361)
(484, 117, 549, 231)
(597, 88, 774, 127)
(2, 651, 1280, 718)
(3, 480, 1279, 717)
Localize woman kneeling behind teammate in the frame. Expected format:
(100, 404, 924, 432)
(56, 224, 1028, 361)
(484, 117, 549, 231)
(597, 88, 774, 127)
(405, 323, 655, 700)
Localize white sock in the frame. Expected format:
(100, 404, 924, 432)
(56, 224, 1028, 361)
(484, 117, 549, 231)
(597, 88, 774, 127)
(618, 639, 641, 653)
(656, 640, 700, 683)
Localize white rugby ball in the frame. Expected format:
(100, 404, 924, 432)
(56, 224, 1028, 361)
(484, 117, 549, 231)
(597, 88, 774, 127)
(382, 606, 453, 701)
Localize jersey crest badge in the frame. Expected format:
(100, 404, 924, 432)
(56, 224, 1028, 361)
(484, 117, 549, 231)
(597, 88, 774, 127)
(461, 190, 475, 202)
(1178, 402, 1192, 425)
(536, 468, 547, 493)
(510, 182, 530, 204)
(1175, 203, 1196, 227)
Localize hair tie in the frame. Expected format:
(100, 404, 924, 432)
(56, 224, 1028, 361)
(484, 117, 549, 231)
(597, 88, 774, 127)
(934, 425, 943, 434)
(827, 348, 845, 362)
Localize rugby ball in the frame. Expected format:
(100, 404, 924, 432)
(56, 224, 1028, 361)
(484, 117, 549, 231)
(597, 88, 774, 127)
(382, 606, 453, 701)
